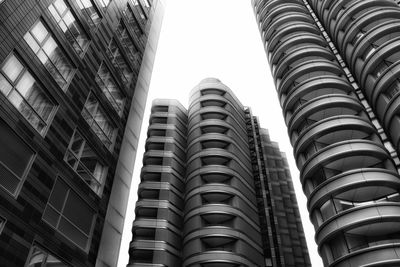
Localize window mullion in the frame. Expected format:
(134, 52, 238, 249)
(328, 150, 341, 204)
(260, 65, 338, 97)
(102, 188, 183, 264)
(56, 188, 70, 230)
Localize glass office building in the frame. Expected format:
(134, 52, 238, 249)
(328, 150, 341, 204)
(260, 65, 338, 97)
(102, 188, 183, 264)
(0, 0, 164, 266)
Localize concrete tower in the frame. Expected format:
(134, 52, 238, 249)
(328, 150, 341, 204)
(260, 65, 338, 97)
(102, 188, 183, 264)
(128, 78, 310, 267)
(252, 1, 400, 266)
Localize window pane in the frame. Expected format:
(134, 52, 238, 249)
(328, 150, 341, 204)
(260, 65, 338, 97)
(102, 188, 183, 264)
(63, 191, 94, 233)
(59, 218, 88, 249)
(0, 73, 13, 95)
(25, 22, 74, 89)
(24, 33, 41, 54)
(15, 71, 35, 97)
(46, 254, 68, 266)
(26, 246, 68, 267)
(44, 178, 95, 251)
(2, 55, 24, 82)
(49, 0, 89, 57)
(1, 54, 55, 134)
(43, 205, 60, 227)
(49, 5, 62, 22)
(0, 119, 33, 178)
(99, 0, 110, 7)
(69, 131, 85, 155)
(31, 22, 48, 43)
(48, 178, 68, 211)
(83, 93, 115, 148)
(42, 37, 58, 56)
(95, 63, 125, 114)
(76, 0, 101, 27)
(26, 84, 54, 122)
(53, 0, 67, 14)
(26, 247, 46, 267)
(0, 119, 34, 195)
(50, 47, 73, 80)
(80, 147, 99, 173)
(0, 163, 21, 193)
(65, 151, 78, 168)
(65, 130, 107, 194)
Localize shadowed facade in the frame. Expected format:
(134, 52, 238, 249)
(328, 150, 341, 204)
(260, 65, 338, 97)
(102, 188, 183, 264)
(0, 0, 164, 266)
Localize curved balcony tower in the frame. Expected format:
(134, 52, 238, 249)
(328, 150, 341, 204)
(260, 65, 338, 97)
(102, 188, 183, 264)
(128, 100, 187, 266)
(307, 0, 400, 160)
(183, 78, 265, 266)
(253, 0, 400, 266)
(128, 78, 311, 266)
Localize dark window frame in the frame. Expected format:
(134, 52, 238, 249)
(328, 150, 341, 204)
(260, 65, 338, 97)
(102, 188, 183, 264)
(48, 0, 91, 58)
(0, 52, 58, 136)
(42, 176, 97, 252)
(24, 243, 69, 267)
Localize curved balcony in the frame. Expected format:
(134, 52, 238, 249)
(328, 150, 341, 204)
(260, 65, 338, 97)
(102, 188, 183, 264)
(301, 140, 391, 185)
(309, 0, 400, 159)
(308, 168, 400, 211)
(293, 115, 376, 165)
(288, 96, 364, 140)
(184, 79, 264, 266)
(316, 204, 400, 265)
(283, 76, 353, 118)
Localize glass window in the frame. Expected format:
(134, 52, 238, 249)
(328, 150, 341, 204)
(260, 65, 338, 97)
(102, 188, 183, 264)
(107, 38, 133, 87)
(98, 0, 110, 7)
(24, 21, 75, 90)
(25, 245, 68, 266)
(95, 62, 125, 115)
(124, 5, 143, 36)
(48, 0, 90, 57)
(116, 19, 141, 65)
(132, 0, 147, 20)
(76, 0, 101, 27)
(64, 130, 107, 194)
(0, 119, 35, 196)
(42, 178, 96, 251)
(142, 0, 151, 9)
(0, 54, 56, 135)
(82, 92, 116, 150)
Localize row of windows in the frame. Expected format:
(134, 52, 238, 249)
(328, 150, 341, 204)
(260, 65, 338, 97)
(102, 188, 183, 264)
(0, 52, 119, 151)
(43, 177, 96, 251)
(0, 118, 106, 203)
(24, 20, 75, 90)
(0, 54, 56, 135)
(0, 1, 136, 144)
(49, 0, 90, 57)
(1, 0, 145, 134)
(0, 119, 98, 251)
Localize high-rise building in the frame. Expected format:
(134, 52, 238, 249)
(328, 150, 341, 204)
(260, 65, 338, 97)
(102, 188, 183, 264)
(128, 78, 310, 267)
(0, 0, 164, 266)
(252, 0, 400, 266)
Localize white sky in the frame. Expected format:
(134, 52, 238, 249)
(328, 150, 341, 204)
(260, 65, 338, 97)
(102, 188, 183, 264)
(118, 1, 323, 266)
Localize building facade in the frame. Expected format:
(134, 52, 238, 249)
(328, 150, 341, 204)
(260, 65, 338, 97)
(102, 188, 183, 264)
(128, 78, 310, 266)
(0, 0, 164, 266)
(252, 0, 400, 266)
